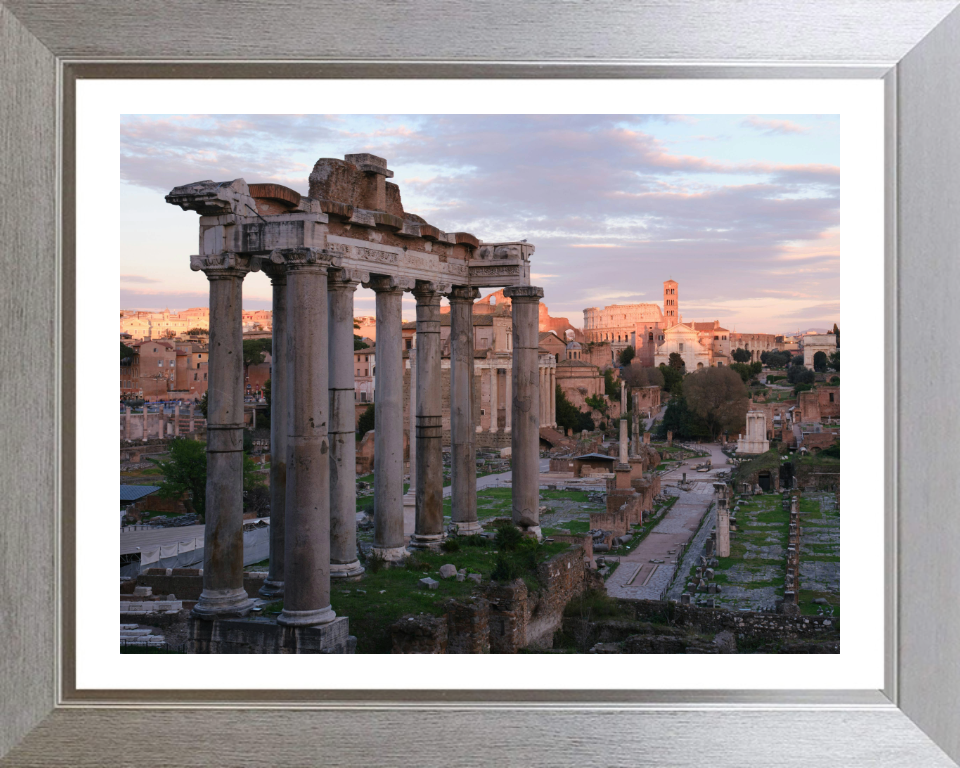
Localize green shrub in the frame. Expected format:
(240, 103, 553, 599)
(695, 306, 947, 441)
(491, 553, 520, 582)
(366, 549, 386, 574)
(440, 538, 460, 553)
(460, 534, 491, 548)
(494, 524, 524, 552)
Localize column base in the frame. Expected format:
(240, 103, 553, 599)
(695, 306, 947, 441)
(188, 615, 354, 654)
(370, 545, 408, 563)
(407, 533, 445, 551)
(277, 604, 337, 627)
(453, 521, 483, 534)
(522, 525, 543, 542)
(258, 579, 284, 599)
(402, 492, 416, 537)
(191, 588, 256, 621)
(330, 560, 365, 580)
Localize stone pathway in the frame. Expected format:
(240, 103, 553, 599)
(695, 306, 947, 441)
(605, 485, 714, 601)
(665, 503, 716, 600)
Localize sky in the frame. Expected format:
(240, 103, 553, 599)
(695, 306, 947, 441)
(119, 114, 840, 333)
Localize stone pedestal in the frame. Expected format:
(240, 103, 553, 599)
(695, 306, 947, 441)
(504, 286, 544, 537)
(449, 286, 482, 534)
(190, 253, 257, 620)
(187, 615, 355, 654)
(328, 269, 366, 579)
(409, 283, 445, 550)
(369, 275, 410, 560)
(279, 248, 337, 627)
(260, 262, 288, 598)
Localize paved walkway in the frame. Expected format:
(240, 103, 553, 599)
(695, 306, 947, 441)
(441, 458, 551, 498)
(605, 484, 715, 601)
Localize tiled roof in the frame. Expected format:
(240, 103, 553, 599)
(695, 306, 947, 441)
(120, 485, 161, 502)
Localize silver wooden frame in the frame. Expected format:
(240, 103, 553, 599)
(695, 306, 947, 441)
(2, 1, 959, 765)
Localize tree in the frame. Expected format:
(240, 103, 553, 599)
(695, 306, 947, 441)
(791, 354, 804, 366)
(185, 327, 207, 337)
(555, 385, 582, 433)
(621, 362, 664, 390)
(357, 404, 375, 438)
(242, 338, 272, 368)
(618, 345, 635, 366)
(729, 362, 754, 384)
(833, 323, 840, 348)
(787, 365, 815, 385)
(682, 366, 749, 440)
(764, 351, 790, 369)
(813, 350, 828, 372)
(585, 394, 608, 415)
(731, 347, 752, 363)
(829, 349, 840, 371)
(603, 368, 619, 399)
(668, 352, 685, 370)
(659, 363, 684, 396)
(198, 391, 208, 418)
(120, 342, 136, 361)
(153, 437, 262, 522)
(354, 335, 370, 350)
(659, 395, 712, 440)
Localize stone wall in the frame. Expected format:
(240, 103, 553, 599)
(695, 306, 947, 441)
(621, 599, 838, 639)
(136, 569, 270, 602)
(391, 546, 595, 653)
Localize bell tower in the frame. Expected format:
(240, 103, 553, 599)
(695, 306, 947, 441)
(663, 280, 679, 328)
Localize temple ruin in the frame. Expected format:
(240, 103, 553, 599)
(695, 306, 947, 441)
(165, 153, 545, 651)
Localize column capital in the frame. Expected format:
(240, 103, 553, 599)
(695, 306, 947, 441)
(412, 280, 451, 301)
(503, 285, 544, 302)
(328, 267, 369, 290)
(364, 274, 415, 293)
(267, 247, 341, 273)
(446, 285, 481, 303)
(190, 252, 260, 279)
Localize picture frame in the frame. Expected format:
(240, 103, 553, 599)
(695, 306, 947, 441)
(2, 1, 959, 764)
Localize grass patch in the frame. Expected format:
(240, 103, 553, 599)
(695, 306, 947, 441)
(325, 540, 570, 653)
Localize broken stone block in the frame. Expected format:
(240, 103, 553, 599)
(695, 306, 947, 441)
(467, 573, 482, 584)
(456, 569, 466, 582)
(419, 577, 439, 590)
(680, 593, 691, 605)
(132, 586, 152, 597)
(707, 583, 718, 594)
(439, 564, 458, 579)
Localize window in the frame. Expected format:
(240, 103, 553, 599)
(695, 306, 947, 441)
(194, 373, 198, 381)
(829, 393, 835, 402)
(158, 360, 163, 367)
(714, 336, 718, 340)
(197, 363, 200, 369)
(203, 373, 207, 381)
(648, 333, 653, 341)
(679, 343, 684, 352)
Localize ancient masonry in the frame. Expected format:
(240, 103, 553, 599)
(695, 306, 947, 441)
(166, 153, 545, 651)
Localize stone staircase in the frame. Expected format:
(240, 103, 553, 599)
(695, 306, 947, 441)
(120, 624, 165, 647)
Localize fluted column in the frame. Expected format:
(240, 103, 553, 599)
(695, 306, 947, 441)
(504, 367, 512, 433)
(328, 268, 367, 579)
(505, 286, 544, 537)
(368, 275, 410, 561)
(490, 365, 499, 432)
(409, 282, 445, 550)
(402, 340, 417, 537)
(259, 261, 288, 598)
(449, 286, 482, 533)
(277, 247, 337, 627)
(550, 368, 556, 427)
(189, 252, 258, 620)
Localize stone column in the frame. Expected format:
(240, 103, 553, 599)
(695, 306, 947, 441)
(619, 417, 629, 466)
(278, 247, 338, 627)
(504, 286, 544, 537)
(189, 253, 258, 620)
(449, 286, 482, 533)
(409, 282, 445, 550)
(174, 403, 180, 437)
(328, 269, 366, 579)
(402, 341, 417, 537)
(368, 275, 410, 561)
(550, 368, 556, 428)
(504, 367, 512, 433)
(490, 365, 499, 432)
(188, 403, 195, 434)
(260, 261, 288, 598)
(124, 405, 131, 439)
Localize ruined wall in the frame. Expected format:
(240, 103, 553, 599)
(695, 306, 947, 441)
(620, 599, 838, 640)
(391, 546, 593, 653)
